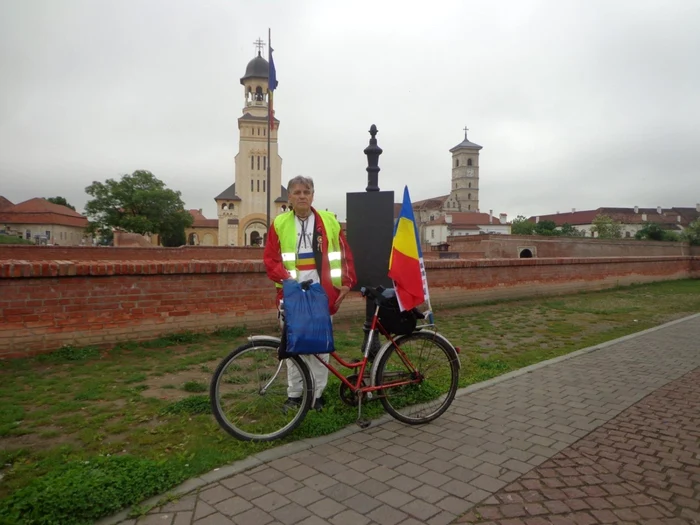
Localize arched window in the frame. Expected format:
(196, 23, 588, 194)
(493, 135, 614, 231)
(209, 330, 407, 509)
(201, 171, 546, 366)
(263, 180, 266, 192)
(263, 128, 266, 136)
(257, 156, 260, 170)
(467, 158, 473, 166)
(221, 203, 227, 210)
(251, 180, 254, 191)
(255, 86, 263, 101)
(468, 183, 471, 188)
(281, 205, 287, 211)
(228, 202, 234, 210)
(250, 156, 254, 169)
(468, 204, 471, 210)
(455, 159, 459, 167)
(257, 180, 260, 192)
(468, 193, 471, 200)
(263, 156, 266, 170)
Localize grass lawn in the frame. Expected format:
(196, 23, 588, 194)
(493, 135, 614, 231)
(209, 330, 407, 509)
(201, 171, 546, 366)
(1, 279, 699, 524)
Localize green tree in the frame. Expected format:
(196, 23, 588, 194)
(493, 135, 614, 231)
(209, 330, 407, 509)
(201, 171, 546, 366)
(45, 196, 76, 211)
(160, 224, 187, 247)
(534, 220, 559, 236)
(635, 222, 682, 242)
(84, 171, 193, 244)
(559, 223, 585, 237)
(681, 218, 700, 245)
(511, 215, 536, 235)
(590, 214, 623, 239)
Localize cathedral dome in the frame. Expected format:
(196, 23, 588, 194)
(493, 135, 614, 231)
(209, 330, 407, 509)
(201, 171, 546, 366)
(240, 53, 269, 84)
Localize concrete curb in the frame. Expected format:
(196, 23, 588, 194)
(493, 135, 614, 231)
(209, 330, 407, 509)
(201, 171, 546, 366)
(96, 312, 700, 525)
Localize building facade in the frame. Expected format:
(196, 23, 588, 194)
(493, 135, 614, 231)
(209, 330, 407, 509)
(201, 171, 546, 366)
(215, 51, 288, 246)
(0, 197, 89, 245)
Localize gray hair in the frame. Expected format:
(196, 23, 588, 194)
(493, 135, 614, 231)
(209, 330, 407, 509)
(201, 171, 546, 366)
(287, 175, 314, 193)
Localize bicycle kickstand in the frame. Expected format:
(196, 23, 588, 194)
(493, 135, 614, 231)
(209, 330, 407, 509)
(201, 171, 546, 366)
(356, 395, 371, 429)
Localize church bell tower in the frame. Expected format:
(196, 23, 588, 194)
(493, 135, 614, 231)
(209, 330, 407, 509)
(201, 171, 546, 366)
(447, 127, 482, 212)
(215, 38, 286, 246)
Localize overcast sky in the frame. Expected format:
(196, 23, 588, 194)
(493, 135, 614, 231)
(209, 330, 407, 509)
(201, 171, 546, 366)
(1, 0, 699, 221)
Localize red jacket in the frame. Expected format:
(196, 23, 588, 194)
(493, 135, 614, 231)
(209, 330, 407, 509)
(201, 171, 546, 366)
(264, 208, 357, 315)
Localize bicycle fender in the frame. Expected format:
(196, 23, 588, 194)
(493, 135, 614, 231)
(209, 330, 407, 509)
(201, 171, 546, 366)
(369, 340, 396, 387)
(248, 335, 282, 344)
(369, 331, 461, 386)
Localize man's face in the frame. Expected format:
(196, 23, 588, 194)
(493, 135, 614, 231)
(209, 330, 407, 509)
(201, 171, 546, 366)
(288, 184, 314, 216)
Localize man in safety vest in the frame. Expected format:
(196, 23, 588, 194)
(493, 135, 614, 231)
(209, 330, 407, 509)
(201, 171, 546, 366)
(263, 175, 357, 410)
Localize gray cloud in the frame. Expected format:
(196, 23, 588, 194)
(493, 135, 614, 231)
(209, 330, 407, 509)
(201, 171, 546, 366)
(1, 0, 699, 222)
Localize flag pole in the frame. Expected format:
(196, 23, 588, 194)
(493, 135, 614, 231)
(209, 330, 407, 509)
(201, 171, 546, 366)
(266, 27, 272, 233)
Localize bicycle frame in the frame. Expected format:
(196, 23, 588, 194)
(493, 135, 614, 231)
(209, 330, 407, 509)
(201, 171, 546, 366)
(313, 304, 421, 395)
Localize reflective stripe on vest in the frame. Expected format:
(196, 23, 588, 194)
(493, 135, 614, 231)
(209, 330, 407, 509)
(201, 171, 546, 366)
(273, 210, 343, 288)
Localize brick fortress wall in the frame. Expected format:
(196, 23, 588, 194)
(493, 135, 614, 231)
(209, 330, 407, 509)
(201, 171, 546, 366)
(1, 249, 698, 358)
(445, 235, 699, 258)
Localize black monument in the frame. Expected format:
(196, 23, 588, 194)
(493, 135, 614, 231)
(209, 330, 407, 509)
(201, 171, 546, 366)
(346, 125, 395, 352)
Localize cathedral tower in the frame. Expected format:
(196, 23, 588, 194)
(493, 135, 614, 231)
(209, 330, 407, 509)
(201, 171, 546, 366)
(215, 43, 287, 246)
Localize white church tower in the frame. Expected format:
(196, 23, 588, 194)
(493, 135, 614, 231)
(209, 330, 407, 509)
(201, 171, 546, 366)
(444, 127, 483, 213)
(215, 41, 288, 246)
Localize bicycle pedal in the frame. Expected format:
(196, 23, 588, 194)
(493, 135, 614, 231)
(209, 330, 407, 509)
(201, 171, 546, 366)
(356, 418, 371, 429)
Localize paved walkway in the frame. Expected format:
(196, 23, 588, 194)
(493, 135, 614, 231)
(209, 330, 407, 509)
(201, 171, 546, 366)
(109, 314, 700, 525)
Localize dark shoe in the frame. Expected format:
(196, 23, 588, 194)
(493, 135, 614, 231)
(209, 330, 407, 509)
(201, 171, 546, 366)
(283, 397, 302, 413)
(312, 397, 325, 411)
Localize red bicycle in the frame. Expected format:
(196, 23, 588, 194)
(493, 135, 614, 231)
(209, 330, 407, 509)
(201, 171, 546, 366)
(210, 285, 461, 441)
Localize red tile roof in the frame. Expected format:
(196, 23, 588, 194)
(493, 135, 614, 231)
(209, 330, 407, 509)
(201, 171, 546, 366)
(412, 195, 449, 210)
(0, 196, 14, 210)
(0, 198, 88, 228)
(529, 207, 694, 227)
(527, 210, 599, 226)
(188, 209, 218, 228)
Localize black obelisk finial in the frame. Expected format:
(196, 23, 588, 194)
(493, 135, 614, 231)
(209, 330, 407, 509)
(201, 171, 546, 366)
(364, 124, 382, 192)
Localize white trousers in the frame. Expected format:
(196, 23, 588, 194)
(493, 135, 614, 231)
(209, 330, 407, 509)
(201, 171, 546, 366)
(280, 307, 331, 401)
(287, 353, 329, 401)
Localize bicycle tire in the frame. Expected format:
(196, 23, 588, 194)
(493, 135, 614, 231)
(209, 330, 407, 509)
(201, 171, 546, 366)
(210, 340, 313, 441)
(376, 331, 459, 425)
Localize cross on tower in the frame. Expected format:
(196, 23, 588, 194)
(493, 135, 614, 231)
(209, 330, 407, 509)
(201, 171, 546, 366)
(253, 38, 266, 55)
(463, 126, 469, 139)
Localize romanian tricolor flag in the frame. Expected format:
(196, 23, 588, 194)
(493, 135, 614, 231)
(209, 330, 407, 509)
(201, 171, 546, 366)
(268, 44, 278, 131)
(388, 186, 430, 311)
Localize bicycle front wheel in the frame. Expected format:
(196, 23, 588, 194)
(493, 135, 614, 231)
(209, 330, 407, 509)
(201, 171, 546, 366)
(376, 331, 459, 425)
(210, 340, 313, 441)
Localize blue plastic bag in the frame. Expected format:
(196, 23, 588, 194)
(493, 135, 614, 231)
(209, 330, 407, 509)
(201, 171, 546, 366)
(282, 280, 334, 355)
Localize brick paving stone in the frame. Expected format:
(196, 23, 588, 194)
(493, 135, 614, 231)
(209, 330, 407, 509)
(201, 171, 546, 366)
(172, 512, 192, 525)
(366, 504, 408, 525)
(194, 513, 235, 525)
(449, 366, 700, 524)
(199, 485, 235, 505)
(269, 502, 312, 525)
(306, 497, 346, 519)
(329, 509, 370, 525)
(232, 506, 274, 525)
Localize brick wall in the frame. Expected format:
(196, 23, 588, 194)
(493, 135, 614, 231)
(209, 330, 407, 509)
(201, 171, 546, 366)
(1, 255, 698, 358)
(446, 235, 695, 258)
(0, 245, 263, 261)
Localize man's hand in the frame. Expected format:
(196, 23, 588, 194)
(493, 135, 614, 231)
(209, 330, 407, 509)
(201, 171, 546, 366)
(335, 286, 350, 308)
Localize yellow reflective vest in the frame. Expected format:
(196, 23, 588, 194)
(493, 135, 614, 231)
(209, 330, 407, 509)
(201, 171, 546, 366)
(273, 210, 343, 289)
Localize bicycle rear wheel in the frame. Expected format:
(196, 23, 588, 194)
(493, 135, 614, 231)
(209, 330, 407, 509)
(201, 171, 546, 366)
(210, 340, 313, 441)
(375, 331, 459, 425)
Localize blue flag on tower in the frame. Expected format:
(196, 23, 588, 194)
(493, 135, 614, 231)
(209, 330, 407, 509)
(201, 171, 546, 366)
(268, 44, 278, 130)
